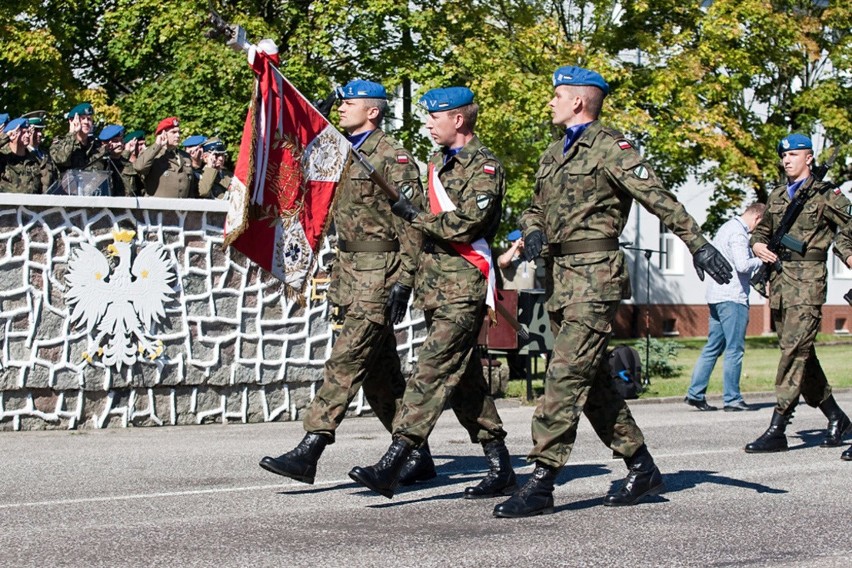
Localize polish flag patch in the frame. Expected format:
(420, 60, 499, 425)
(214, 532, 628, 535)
(618, 140, 632, 150)
(835, 187, 842, 195)
(483, 164, 496, 175)
(396, 154, 409, 164)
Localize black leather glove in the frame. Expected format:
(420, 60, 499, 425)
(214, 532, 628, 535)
(391, 194, 421, 223)
(386, 282, 412, 325)
(693, 243, 733, 285)
(522, 230, 547, 261)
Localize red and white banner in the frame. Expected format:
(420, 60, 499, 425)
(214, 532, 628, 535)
(224, 45, 349, 299)
(426, 163, 496, 315)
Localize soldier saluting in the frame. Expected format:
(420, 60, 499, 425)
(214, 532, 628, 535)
(50, 102, 101, 174)
(746, 134, 852, 456)
(493, 66, 733, 518)
(134, 117, 201, 198)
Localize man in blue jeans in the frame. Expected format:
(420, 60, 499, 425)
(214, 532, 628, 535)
(685, 202, 766, 411)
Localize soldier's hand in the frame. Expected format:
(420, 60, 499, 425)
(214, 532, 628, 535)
(693, 243, 733, 285)
(190, 146, 204, 168)
(69, 116, 80, 135)
(156, 132, 168, 147)
(391, 194, 421, 223)
(386, 282, 412, 325)
(522, 230, 546, 261)
(204, 152, 217, 168)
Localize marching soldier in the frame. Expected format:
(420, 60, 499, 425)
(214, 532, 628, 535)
(746, 133, 852, 457)
(349, 86, 517, 499)
(134, 117, 201, 198)
(197, 137, 233, 199)
(493, 66, 733, 518)
(259, 80, 434, 485)
(0, 118, 43, 194)
(50, 102, 101, 173)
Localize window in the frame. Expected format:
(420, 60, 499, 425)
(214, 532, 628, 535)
(658, 222, 684, 275)
(662, 318, 679, 336)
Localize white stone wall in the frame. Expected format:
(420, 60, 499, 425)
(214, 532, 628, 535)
(0, 194, 425, 430)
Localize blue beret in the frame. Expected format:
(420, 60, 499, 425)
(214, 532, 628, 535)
(3, 117, 28, 134)
(777, 133, 812, 156)
(419, 87, 475, 112)
(181, 135, 208, 148)
(66, 102, 94, 118)
(98, 124, 125, 141)
(202, 137, 226, 153)
(552, 66, 610, 95)
(507, 229, 523, 242)
(0, 113, 9, 127)
(337, 80, 387, 100)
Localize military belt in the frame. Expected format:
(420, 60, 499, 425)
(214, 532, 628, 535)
(337, 239, 399, 253)
(423, 239, 461, 256)
(550, 238, 620, 256)
(785, 249, 827, 262)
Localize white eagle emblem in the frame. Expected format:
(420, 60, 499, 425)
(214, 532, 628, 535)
(65, 229, 177, 369)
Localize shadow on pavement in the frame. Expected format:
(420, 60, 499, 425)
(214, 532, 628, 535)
(656, 469, 787, 495)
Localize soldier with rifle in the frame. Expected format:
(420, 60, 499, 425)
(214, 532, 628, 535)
(746, 133, 852, 457)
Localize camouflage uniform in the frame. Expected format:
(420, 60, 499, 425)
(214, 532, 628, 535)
(393, 135, 508, 447)
(751, 179, 852, 414)
(0, 148, 43, 194)
(49, 133, 102, 173)
(520, 120, 708, 468)
(30, 147, 58, 192)
(198, 166, 233, 199)
(104, 155, 142, 197)
(133, 143, 199, 198)
(301, 129, 423, 441)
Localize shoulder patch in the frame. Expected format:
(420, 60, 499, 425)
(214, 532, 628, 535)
(400, 183, 414, 199)
(483, 164, 496, 175)
(834, 186, 842, 195)
(396, 153, 409, 164)
(633, 165, 649, 180)
(618, 140, 632, 150)
(476, 194, 492, 210)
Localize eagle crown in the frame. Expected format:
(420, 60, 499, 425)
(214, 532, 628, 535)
(112, 229, 136, 243)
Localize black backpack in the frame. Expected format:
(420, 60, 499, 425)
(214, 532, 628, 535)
(608, 345, 643, 400)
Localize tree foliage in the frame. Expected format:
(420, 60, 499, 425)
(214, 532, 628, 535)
(1, 0, 849, 234)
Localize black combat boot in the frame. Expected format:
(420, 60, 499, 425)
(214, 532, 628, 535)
(818, 395, 852, 447)
(492, 463, 558, 518)
(348, 438, 413, 498)
(744, 410, 789, 453)
(398, 441, 437, 486)
(464, 439, 518, 499)
(258, 432, 329, 484)
(842, 444, 852, 461)
(603, 444, 665, 507)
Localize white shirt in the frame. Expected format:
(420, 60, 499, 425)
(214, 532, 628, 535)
(705, 217, 764, 306)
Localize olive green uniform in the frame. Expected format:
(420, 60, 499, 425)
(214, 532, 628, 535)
(198, 166, 233, 199)
(751, 178, 852, 414)
(301, 129, 422, 441)
(520, 120, 708, 468)
(134, 143, 199, 198)
(393, 135, 508, 447)
(49, 133, 101, 173)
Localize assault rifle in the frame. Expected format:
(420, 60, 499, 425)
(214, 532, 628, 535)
(750, 147, 839, 297)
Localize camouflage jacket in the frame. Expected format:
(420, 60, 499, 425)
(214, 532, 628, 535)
(133, 143, 199, 198)
(411, 135, 505, 311)
(751, 178, 852, 308)
(30, 147, 58, 192)
(198, 167, 233, 199)
(49, 133, 102, 173)
(328, 129, 423, 316)
(0, 148, 43, 194)
(521, 120, 707, 310)
(104, 156, 141, 197)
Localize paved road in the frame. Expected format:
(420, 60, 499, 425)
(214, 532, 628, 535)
(2, 391, 851, 567)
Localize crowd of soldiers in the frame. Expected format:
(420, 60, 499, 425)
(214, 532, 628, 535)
(0, 104, 232, 199)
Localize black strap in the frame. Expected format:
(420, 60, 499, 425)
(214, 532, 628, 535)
(551, 238, 619, 256)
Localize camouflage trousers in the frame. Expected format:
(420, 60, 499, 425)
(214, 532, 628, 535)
(771, 303, 832, 414)
(394, 301, 507, 447)
(302, 303, 405, 442)
(529, 301, 644, 469)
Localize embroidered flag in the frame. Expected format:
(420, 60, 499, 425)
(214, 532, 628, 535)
(224, 44, 349, 300)
(483, 164, 496, 175)
(427, 163, 497, 316)
(396, 154, 409, 164)
(618, 140, 632, 150)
